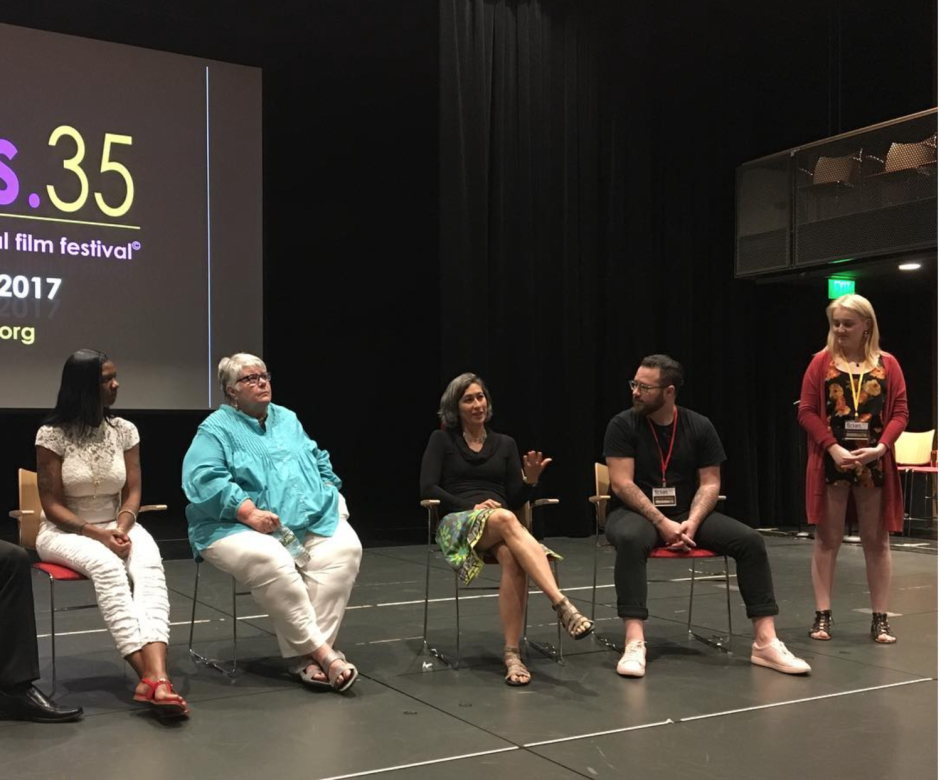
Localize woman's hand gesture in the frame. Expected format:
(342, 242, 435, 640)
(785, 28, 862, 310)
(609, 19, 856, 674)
(522, 450, 553, 485)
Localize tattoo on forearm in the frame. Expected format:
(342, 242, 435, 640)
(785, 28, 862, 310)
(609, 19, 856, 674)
(620, 482, 664, 525)
(689, 485, 720, 524)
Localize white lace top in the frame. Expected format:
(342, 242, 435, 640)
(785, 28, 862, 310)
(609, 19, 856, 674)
(36, 418, 140, 524)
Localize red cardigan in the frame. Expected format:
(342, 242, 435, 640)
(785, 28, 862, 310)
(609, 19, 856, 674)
(798, 350, 909, 532)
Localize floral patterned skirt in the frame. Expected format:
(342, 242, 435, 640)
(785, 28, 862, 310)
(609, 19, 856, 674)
(435, 507, 561, 586)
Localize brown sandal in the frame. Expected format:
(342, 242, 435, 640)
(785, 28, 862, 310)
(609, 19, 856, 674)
(503, 646, 531, 686)
(809, 609, 833, 641)
(553, 596, 594, 640)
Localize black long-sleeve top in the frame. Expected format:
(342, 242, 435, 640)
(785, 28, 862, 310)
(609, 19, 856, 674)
(419, 428, 534, 515)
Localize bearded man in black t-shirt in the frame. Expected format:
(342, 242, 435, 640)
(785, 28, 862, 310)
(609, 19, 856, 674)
(602, 354, 810, 678)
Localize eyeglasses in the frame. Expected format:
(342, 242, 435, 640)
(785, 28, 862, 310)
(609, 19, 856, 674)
(630, 380, 665, 393)
(236, 372, 272, 386)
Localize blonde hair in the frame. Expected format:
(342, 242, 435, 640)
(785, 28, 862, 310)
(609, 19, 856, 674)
(218, 353, 267, 404)
(825, 294, 881, 363)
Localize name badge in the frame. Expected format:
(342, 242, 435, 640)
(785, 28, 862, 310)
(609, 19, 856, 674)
(845, 420, 870, 441)
(652, 487, 677, 507)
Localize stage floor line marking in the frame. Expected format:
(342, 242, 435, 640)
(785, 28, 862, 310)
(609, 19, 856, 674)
(679, 678, 935, 721)
(316, 747, 520, 780)
(312, 678, 935, 779)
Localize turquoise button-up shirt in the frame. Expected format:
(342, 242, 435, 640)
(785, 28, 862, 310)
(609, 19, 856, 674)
(182, 403, 342, 559)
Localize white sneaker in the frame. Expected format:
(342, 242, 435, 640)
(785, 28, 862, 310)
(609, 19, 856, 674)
(617, 640, 647, 677)
(751, 639, 811, 675)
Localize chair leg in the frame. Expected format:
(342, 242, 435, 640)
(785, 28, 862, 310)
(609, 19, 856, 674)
(590, 525, 621, 653)
(420, 517, 459, 670)
(231, 576, 239, 673)
(187, 562, 200, 656)
(591, 527, 599, 622)
(422, 532, 432, 653)
(48, 574, 57, 699)
(687, 558, 733, 655)
(188, 561, 238, 678)
(555, 561, 563, 661)
(522, 562, 564, 664)
(454, 573, 461, 667)
(724, 556, 733, 642)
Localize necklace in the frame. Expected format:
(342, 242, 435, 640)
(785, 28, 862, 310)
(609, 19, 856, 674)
(463, 429, 487, 445)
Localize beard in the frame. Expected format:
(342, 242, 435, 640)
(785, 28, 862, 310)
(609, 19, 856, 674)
(632, 393, 666, 417)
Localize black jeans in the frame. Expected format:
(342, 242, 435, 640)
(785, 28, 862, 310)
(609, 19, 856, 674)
(0, 541, 40, 689)
(604, 508, 779, 621)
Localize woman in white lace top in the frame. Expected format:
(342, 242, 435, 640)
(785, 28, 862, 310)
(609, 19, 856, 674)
(35, 350, 188, 717)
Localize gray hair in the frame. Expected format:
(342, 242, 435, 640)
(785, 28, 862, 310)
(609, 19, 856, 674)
(218, 352, 267, 404)
(438, 372, 493, 429)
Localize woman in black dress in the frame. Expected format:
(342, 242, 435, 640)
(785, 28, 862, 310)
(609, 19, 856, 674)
(420, 373, 592, 685)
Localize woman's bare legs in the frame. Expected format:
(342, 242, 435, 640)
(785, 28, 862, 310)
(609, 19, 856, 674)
(854, 486, 895, 642)
(491, 542, 531, 683)
(476, 510, 562, 603)
(811, 486, 849, 625)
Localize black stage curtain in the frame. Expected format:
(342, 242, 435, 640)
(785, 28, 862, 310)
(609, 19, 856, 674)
(438, 0, 936, 536)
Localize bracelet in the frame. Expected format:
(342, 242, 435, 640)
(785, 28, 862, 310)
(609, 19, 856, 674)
(77, 521, 88, 535)
(117, 509, 137, 522)
(521, 470, 538, 488)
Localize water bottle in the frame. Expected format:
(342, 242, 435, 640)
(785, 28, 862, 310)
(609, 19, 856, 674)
(274, 524, 310, 567)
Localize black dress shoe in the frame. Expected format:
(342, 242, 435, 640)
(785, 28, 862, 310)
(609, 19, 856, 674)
(0, 685, 83, 723)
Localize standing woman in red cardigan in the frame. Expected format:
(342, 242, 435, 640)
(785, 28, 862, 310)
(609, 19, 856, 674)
(798, 294, 908, 644)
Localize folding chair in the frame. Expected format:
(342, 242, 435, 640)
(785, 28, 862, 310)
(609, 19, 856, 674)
(588, 463, 733, 654)
(420, 498, 563, 668)
(187, 562, 251, 678)
(8, 468, 167, 696)
(894, 430, 938, 535)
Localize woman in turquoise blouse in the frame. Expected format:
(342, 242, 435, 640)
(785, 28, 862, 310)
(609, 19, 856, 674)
(183, 353, 362, 692)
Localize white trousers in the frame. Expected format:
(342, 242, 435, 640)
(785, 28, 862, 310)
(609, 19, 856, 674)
(36, 519, 170, 657)
(202, 516, 362, 660)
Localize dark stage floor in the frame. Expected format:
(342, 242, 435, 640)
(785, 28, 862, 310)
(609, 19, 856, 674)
(0, 535, 936, 780)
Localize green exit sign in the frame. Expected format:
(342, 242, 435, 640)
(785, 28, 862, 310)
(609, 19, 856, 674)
(828, 278, 855, 298)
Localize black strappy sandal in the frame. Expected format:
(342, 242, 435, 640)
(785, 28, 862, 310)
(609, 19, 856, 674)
(871, 613, 897, 644)
(809, 609, 833, 641)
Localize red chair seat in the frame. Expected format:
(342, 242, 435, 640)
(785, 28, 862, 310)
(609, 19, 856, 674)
(650, 548, 720, 559)
(33, 562, 87, 581)
(899, 465, 938, 474)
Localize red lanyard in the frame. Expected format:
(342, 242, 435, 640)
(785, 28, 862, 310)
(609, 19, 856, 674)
(647, 407, 679, 487)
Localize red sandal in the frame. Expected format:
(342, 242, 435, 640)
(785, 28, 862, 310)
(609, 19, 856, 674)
(133, 678, 190, 717)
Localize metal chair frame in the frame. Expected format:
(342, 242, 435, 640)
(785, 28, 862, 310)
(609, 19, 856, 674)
(9, 468, 167, 696)
(420, 498, 563, 669)
(589, 463, 733, 655)
(187, 561, 251, 678)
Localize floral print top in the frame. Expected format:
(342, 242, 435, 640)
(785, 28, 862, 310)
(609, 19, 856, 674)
(824, 358, 886, 487)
